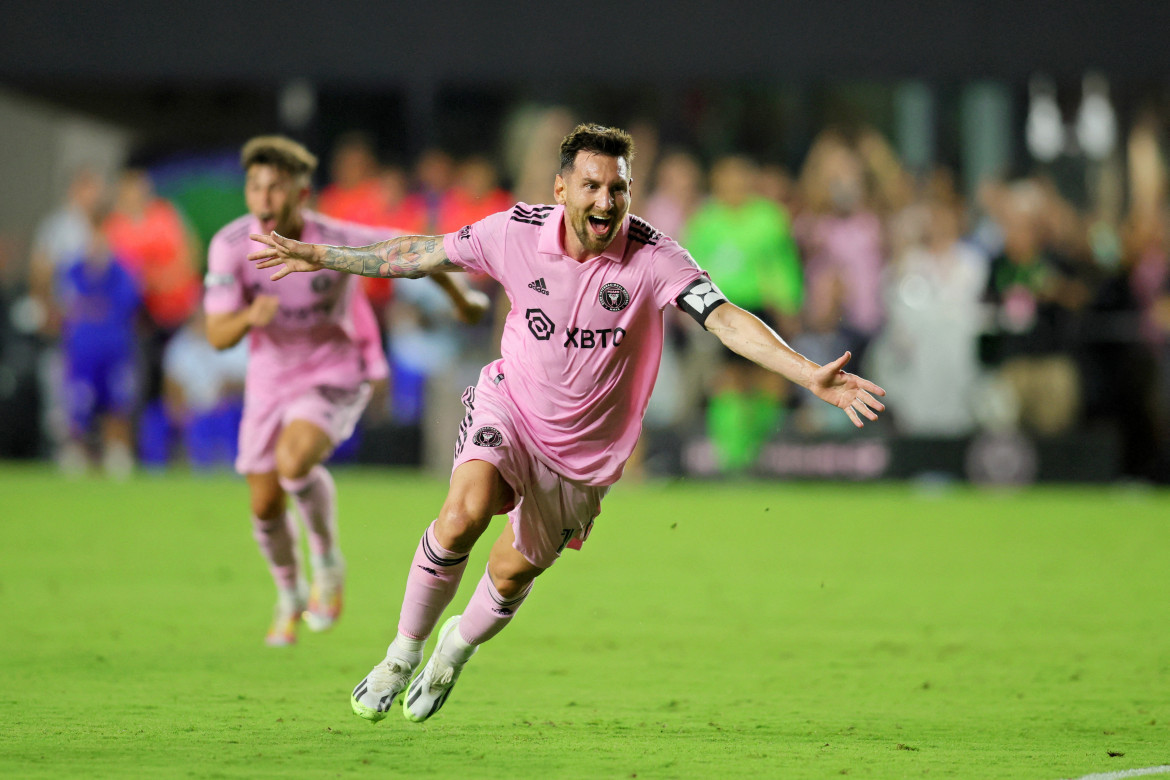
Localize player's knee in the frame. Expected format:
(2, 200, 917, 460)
(250, 486, 285, 520)
(274, 441, 315, 481)
(488, 560, 539, 599)
(435, 499, 493, 551)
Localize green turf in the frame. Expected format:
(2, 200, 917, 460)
(1, 464, 1168, 779)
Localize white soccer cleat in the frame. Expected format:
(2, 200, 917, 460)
(403, 615, 476, 723)
(265, 582, 308, 647)
(351, 650, 418, 722)
(303, 558, 345, 632)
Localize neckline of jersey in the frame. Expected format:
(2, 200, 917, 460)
(537, 204, 629, 266)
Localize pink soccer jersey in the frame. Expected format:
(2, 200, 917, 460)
(204, 210, 391, 393)
(443, 203, 708, 486)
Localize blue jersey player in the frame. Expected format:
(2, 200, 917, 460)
(57, 231, 141, 476)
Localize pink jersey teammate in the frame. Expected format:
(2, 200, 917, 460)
(206, 136, 487, 646)
(249, 125, 885, 719)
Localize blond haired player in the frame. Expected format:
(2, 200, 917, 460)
(206, 136, 487, 645)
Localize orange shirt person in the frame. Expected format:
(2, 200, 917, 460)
(103, 169, 200, 330)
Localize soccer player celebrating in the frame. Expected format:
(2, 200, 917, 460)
(249, 125, 885, 717)
(206, 136, 488, 646)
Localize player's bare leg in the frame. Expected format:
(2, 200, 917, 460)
(99, 413, 134, 479)
(276, 420, 343, 631)
(352, 460, 514, 722)
(404, 521, 544, 722)
(434, 459, 516, 551)
(246, 471, 306, 646)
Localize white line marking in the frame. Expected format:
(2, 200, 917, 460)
(1064, 767, 1170, 780)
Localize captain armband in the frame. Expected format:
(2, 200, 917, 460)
(204, 272, 235, 288)
(675, 278, 729, 328)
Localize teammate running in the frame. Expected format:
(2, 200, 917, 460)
(248, 124, 884, 715)
(206, 135, 487, 646)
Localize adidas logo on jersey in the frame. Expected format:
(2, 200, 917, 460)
(528, 278, 549, 295)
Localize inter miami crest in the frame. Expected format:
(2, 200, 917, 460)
(473, 426, 503, 447)
(598, 282, 630, 312)
(311, 275, 333, 293)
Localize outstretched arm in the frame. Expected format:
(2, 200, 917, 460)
(703, 301, 886, 428)
(248, 232, 458, 281)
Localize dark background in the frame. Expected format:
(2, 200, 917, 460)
(4, 1, 1169, 157)
(2, 1, 1168, 481)
(5, 1, 1168, 83)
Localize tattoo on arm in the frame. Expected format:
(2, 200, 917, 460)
(318, 236, 454, 279)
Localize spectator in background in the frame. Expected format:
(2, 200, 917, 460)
(317, 133, 406, 331)
(856, 127, 914, 221)
(797, 132, 887, 367)
(317, 132, 388, 227)
(1120, 118, 1170, 479)
(380, 163, 426, 235)
(437, 155, 514, 234)
(683, 154, 803, 471)
(1127, 207, 1170, 479)
(56, 219, 140, 477)
(982, 182, 1086, 435)
(160, 308, 248, 470)
(757, 163, 801, 223)
(969, 179, 1010, 261)
(626, 118, 660, 197)
(504, 105, 575, 206)
(103, 168, 201, 464)
(870, 185, 989, 436)
(640, 149, 706, 437)
(27, 166, 107, 456)
(435, 154, 513, 357)
(104, 168, 201, 335)
(29, 167, 106, 321)
(411, 147, 457, 233)
(642, 149, 703, 240)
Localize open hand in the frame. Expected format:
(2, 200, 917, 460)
(808, 351, 886, 428)
(248, 232, 323, 281)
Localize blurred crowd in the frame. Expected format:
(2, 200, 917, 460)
(7, 108, 1170, 482)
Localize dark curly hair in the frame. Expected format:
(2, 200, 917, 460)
(559, 124, 636, 173)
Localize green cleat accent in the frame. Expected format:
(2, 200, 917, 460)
(351, 652, 417, 723)
(351, 695, 384, 722)
(403, 616, 476, 723)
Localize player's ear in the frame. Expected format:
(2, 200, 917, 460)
(553, 174, 566, 205)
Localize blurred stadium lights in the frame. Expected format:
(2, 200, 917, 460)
(278, 79, 317, 133)
(1076, 72, 1117, 161)
(1025, 75, 1063, 163)
(1026, 71, 1118, 163)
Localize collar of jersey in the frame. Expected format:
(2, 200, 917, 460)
(537, 204, 628, 264)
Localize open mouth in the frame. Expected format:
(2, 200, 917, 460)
(587, 215, 611, 236)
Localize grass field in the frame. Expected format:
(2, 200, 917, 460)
(1, 464, 1168, 779)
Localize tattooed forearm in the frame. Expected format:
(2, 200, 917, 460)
(320, 246, 393, 277)
(318, 236, 453, 279)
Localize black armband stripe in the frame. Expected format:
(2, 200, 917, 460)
(676, 277, 729, 328)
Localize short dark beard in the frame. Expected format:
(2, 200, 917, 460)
(570, 212, 613, 254)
